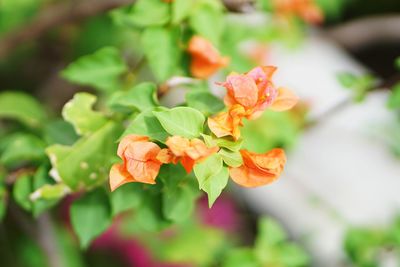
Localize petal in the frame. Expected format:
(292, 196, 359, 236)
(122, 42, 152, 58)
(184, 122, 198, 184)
(190, 57, 222, 79)
(117, 135, 149, 158)
(156, 148, 177, 164)
(240, 149, 286, 177)
(188, 36, 220, 62)
(186, 138, 219, 161)
(181, 156, 195, 173)
(166, 136, 191, 157)
(188, 36, 228, 79)
(246, 66, 277, 82)
(229, 165, 278, 188)
(251, 148, 286, 172)
(109, 163, 136, 192)
(228, 75, 259, 108)
(126, 160, 161, 184)
(124, 141, 161, 161)
(269, 87, 298, 112)
(208, 112, 233, 138)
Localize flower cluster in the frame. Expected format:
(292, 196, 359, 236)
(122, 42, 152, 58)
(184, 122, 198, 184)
(208, 66, 298, 140)
(110, 66, 298, 192)
(109, 135, 218, 191)
(273, 0, 324, 24)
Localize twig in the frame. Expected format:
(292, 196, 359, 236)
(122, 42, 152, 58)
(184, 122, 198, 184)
(328, 15, 400, 51)
(37, 213, 64, 267)
(0, 0, 135, 59)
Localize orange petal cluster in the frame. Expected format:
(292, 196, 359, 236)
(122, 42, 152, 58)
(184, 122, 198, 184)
(273, 0, 324, 24)
(187, 36, 229, 79)
(208, 66, 298, 140)
(165, 136, 219, 173)
(207, 104, 246, 141)
(109, 135, 163, 191)
(229, 149, 286, 188)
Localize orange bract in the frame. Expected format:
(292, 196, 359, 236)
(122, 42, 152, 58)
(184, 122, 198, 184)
(274, 0, 324, 24)
(229, 149, 286, 188)
(187, 36, 229, 79)
(220, 66, 298, 120)
(166, 136, 219, 173)
(208, 104, 246, 140)
(109, 134, 163, 191)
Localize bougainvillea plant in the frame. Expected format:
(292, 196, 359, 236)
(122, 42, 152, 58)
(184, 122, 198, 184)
(0, 0, 328, 259)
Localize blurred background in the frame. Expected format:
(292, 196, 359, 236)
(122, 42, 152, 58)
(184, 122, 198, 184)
(1, 0, 400, 266)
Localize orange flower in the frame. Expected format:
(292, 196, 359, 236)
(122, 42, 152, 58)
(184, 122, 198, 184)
(220, 66, 298, 119)
(109, 135, 163, 191)
(207, 104, 246, 140)
(187, 36, 229, 79)
(229, 149, 286, 188)
(165, 136, 219, 173)
(274, 0, 323, 24)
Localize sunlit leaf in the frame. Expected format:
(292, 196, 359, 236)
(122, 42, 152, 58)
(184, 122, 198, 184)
(154, 107, 205, 138)
(108, 82, 158, 112)
(62, 93, 107, 136)
(185, 90, 224, 115)
(194, 154, 228, 207)
(141, 27, 181, 81)
(189, 1, 225, 45)
(0, 91, 46, 128)
(61, 47, 127, 92)
(219, 148, 243, 167)
(123, 109, 169, 142)
(46, 122, 121, 190)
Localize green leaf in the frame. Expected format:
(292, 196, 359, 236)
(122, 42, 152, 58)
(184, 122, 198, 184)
(0, 133, 46, 168)
(255, 218, 287, 249)
(154, 107, 205, 138)
(70, 188, 112, 248)
(387, 83, 400, 109)
(185, 90, 224, 115)
(111, 183, 144, 216)
(13, 174, 32, 211)
(127, 0, 170, 27)
(62, 93, 107, 136)
(202, 134, 243, 152)
(337, 72, 358, 88)
(172, 0, 195, 24)
(123, 109, 169, 142)
(31, 183, 69, 201)
(31, 165, 61, 217)
(222, 248, 260, 267)
(160, 164, 199, 222)
(219, 148, 242, 167)
(159, 223, 227, 265)
(396, 57, 400, 70)
(280, 244, 310, 267)
(189, 1, 225, 45)
(46, 122, 121, 190)
(337, 72, 377, 102)
(194, 154, 228, 207)
(132, 187, 171, 232)
(0, 185, 6, 221)
(0, 91, 46, 128)
(44, 120, 79, 146)
(61, 47, 127, 92)
(108, 82, 158, 112)
(141, 27, 181, 81)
